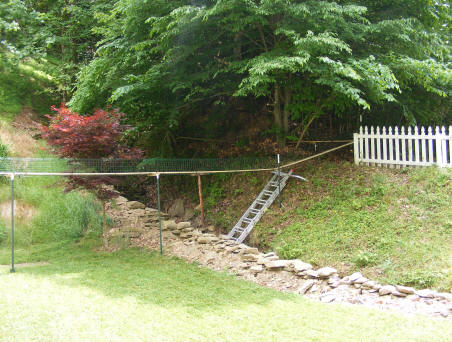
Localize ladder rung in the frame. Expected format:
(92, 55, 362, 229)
(242, 218, 252, 224)
(256, 200, 267, 205)
(263, 190, 273, 196)
(250, 209, 260, 214)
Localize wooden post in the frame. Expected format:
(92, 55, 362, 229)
(197, 174, 205, 227)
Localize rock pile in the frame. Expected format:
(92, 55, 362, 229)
(107, 197, 452, 319)
(106, 196, 169, 242)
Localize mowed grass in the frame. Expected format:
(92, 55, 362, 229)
(253, 161, 452, 291)
(0, 244, 451, 342)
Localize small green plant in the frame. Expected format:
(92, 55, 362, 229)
(400, 270, 445, 289)
(277, 242, 304, 260)
(0, 139, 9, 157)
(353, 250, 377, 267)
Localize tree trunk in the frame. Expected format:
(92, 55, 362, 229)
(283, 87, 292, 135)
(295, 113, 317, 149)
(233, 33, 242, 59)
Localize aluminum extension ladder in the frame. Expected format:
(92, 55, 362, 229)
(227, 170, 305, 243)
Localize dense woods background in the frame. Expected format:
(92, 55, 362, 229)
(1, 0, 450, 156)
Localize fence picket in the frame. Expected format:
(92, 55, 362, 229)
(414, 126, 420, 165)
(370, 126, 375, 166)
(394, 127, 400, 168)
(364, 126, 369, 166)
(448, 125, 452, 167)
(407, 126, 413, 166)
(388, 127, 394, 168)
(376, 127, 381, 167)
(436, 127, 443, 166)
(441, 126, 447, 167)
(382, 127, 387, 168)
(421, 127, 427, 166)
(359, 127, 364, 165)
(401, 127, 406, 167)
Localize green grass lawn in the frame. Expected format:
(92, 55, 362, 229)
(0, 243, 451, 342)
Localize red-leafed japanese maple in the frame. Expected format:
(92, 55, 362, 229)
(41, 103, 143, 232)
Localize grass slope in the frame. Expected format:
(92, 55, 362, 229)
(205, 160, 452, 291)
(0, 57, 54, 122)
(0, 244, 451, 342)
(0, 111, 103, 252)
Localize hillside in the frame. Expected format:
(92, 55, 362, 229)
(163, 158, 451, 291)
(0, 109, 103, 251)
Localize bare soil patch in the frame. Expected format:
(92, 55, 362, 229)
(0, 200, 36, 223)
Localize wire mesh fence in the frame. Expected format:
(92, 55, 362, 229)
(0, 156, 278, 175)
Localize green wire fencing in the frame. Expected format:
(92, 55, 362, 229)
(0, 156, 278, 175)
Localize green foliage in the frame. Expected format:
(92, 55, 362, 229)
(3, 0, 450, 148)
(30, 190, 102, 243)
(400, 270, 445, 289)
(0, 56, 54, 120)
(204, 175, 228, 207)
(353, 250, 377, 268)
(0, 138, 8, 157)
(68, 0, 450, 150)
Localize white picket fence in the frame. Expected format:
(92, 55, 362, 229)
(354, 126, 452, 168)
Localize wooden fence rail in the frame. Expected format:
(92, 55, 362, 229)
(354, 126, 451, 168)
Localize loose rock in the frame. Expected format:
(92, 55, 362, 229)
(417, 289, 435, 299)
(379, 285, 396, 296)
(396, 285, 416, 295)
(127, 201, 146, 210)
(317, 267, 337, 279)
(265, 260, 291, 270)
(177, 222, 191, 230)
(298, 280, 317, 295)
(250, 265, 264, 274)
(289, 260, 313, 273)
(241, 254, 259, 262)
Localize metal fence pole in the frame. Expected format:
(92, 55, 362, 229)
(10, 174, 15, 273)
(277, 154, 282, 208)
(156, 174, 163, 255)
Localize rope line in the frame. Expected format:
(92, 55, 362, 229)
(280, 142, 353, 169)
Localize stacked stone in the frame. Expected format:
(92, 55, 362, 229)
(108, 197, 169, 240)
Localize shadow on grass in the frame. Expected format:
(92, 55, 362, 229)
(0, 243, 294, 312)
